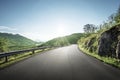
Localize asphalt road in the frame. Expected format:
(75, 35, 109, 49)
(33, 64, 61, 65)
(0, 45, 120, 80)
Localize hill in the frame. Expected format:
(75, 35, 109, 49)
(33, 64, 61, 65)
(0, 33, 36, 52)
(39, 33, 84, 47)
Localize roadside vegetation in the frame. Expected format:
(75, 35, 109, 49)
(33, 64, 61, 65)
(0, 48, 52, 69)
(78, 45, 120, 68)
(78, 5, 120, 68)
(0, 33, 45, 68)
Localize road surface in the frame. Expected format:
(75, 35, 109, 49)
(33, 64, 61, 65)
(0, 45, 120, 80)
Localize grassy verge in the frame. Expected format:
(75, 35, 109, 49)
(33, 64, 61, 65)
(0, 48, 52, 69)
(78, 45, 120, 69)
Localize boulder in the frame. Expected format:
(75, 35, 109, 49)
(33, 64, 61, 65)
(98, 25, 120, 57)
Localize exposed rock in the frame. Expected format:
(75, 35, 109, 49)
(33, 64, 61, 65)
(98, 25, 120, 57)
(116, 41, 120, 58)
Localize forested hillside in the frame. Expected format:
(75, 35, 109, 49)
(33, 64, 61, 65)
(0, 33, 36, 52)
(39, 33, 84, 47)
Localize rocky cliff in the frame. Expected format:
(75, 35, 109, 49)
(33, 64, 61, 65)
(98, 25, 120, 58)
(78, 24, 120, 58)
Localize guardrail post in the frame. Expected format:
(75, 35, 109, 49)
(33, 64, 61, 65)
(32, 50, 35, 54)
(5, 56, 8, 62)
(0, 47, 50, 64)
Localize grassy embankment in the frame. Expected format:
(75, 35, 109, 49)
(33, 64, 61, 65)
(0, 48, 51, 69)
(78, 33, 120, 69)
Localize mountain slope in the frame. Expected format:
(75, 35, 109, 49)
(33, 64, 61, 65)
(0, 33, 36, 52)
(39, 33, 84, 47)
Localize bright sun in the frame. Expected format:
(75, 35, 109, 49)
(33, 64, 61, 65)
(58, 27, 65, 34)
(56, 23, 66, 36)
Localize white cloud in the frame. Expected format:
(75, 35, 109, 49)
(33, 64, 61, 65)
(0, 26, 17, 31)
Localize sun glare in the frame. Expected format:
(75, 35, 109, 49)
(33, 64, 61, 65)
(56, 23, 66, 36)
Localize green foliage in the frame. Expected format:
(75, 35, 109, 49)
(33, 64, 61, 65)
(66, 33, 84, 44)
(83, 24, 97, 33)
(78, 45, 120, 69)
(0, 38, 8, 52)
(97, 5, 120, 33)
(78, 33, 98, 53)
(114, 6, 120, 23)
(0, 45, 51, 68)
(0, 33, 36, 51)
(40, 33, 84, 47)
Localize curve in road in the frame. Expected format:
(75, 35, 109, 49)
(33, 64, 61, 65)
(0, 45, 120, 80)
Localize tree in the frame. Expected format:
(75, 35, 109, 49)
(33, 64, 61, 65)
(114, 5, 120, 23)
(83, 24, 97, 33)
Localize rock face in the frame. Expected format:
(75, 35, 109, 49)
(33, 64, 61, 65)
(116, 41, 120, 58)
(98, 25, 120, 57)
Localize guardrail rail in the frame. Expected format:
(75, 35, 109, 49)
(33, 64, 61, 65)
(0, 46, 50, 63)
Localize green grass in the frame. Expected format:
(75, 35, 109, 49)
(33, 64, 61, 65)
(0, 48, 52, 69)
(78, 45, 120, 68)
(0, 52, 32, 68)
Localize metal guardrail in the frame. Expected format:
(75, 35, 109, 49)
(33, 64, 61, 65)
(0, 46, 50, 62)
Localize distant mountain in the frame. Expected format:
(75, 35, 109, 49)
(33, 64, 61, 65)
(0, 32, 36, 52)
(39, 33, 84, 47)
(0, 32, 84, 52)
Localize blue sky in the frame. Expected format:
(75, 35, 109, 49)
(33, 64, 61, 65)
(0, 0, 119, 41)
